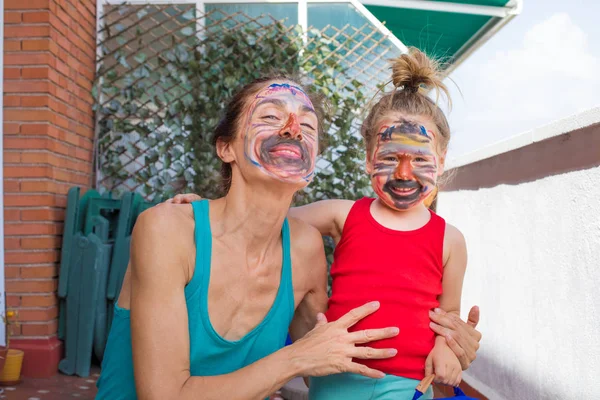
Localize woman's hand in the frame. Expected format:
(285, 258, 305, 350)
(288, 301, 399, 379)
(166, 193, 203, 204)
(429, 306, 481, 370)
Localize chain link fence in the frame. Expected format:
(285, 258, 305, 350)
(95, 1, 403, 199)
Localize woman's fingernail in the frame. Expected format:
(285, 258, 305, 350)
(391, 327, 400, 334)
(429, 310, 435, 316)
(434, 308, 442, 314)
(370, 301, 380, 309)
(388, 349, 398, 356)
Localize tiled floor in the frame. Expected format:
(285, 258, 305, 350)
(0, 367, 99, 400)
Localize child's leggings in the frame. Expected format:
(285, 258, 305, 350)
(309, 373, 433, 400)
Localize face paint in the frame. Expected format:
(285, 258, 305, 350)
(243, 83, 318, 183)
(370, 117, 440, 210)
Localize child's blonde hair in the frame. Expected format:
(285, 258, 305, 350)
(361, 47, 452, 207)
(361, 47, 452, 156)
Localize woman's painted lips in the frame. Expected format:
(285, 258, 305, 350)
(256, 135, 313, 179)
(269, 143, 303, 159)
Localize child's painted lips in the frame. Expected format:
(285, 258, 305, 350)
(383, 179, 422, 204)
(390, 186, 418, 196)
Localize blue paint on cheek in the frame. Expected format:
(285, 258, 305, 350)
(419, 125, 428, 137)
(303, 171, 314, 182)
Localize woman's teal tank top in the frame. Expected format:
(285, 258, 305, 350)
(96, 200, 295, 399)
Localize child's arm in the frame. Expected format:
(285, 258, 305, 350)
(167, 195, 353, 243)
(425, 224, 468, 386)
(439, 224, 467, 316)
(288, 200, 354, 242)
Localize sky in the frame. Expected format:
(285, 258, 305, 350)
(443, 0, 600, 161)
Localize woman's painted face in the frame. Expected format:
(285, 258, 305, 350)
(369, 114, 442, 211)
(242, 82, 319, 184)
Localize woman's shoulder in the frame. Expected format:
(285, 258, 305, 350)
(287, 217, 327, 291)
(287, 217, 326, 270)
(129, 203, 198, 286)
(287, 216, 324, 252)
(132, 203, 196, 261)
(137, 202, 195, 228)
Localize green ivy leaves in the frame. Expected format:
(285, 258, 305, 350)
(96, 11, 373, 205)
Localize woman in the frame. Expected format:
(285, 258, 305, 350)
(97, 75, 480, 400)
(97, 76, 402, 400)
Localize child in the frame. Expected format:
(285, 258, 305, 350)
(291, 48, 467, 400)
(173, 48, 467, 399)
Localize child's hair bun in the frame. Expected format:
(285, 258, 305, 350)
(391, 47, 446, 96)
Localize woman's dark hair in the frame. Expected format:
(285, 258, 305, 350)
(212, 73, 326, 193)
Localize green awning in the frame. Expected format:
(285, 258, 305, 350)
(363, 0, 521, 71)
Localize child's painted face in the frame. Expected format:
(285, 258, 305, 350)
(368, 114, 443, 211)
(243, 82, 319, 184)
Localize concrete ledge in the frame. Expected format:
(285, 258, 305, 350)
(447, 106, 600, 170)
(443, 118, 600, 191)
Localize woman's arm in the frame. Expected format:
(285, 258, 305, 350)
(131, 206, 303, 400)
(288, 223, 329, 343)
(429, 307, 481, 370)
(130, 205, 400, 400)
(287, 222, 329, 388)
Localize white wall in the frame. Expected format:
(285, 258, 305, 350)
(438, 165, 600, 399)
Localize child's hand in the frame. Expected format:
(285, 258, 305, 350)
(166, 193, 203, 204)
(425, 338, 462, 387)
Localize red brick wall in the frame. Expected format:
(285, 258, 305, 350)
(3, 0, 97, 375)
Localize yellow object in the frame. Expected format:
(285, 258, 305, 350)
(423, 186, 438, 208)
(0, 349, 24, 385)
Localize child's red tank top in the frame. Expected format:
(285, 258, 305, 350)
(326, 197, 445, 380)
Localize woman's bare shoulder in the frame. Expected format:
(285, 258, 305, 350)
(287, 218, 327, 286)
(118, 204, 196, 309)
(131, 203, 196, 274)
(135, 203, 195, 235)
(287, 216, 323, 245)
